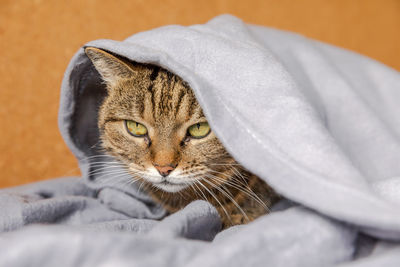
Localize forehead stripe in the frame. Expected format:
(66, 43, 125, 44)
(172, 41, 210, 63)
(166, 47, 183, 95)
(150, 66, 160, 81)
(174, 89, 186, 116)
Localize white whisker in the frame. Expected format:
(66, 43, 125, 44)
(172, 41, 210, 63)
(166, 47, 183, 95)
(196, 180, 232, 224)
(202, 178, 249, 222)
(206, 173, 269, 212)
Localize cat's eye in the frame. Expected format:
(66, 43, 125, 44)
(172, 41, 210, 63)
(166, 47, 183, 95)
(187, 122, 211, 139)
(125, 120, 148, 137)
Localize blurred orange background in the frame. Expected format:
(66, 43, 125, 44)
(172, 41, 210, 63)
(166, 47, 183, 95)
(0, 0, 399, 188)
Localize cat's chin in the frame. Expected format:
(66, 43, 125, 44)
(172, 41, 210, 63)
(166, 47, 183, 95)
(153, 181, 188, 193)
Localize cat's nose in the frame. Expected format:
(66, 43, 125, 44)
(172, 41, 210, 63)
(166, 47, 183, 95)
(153, 163, 177, 177)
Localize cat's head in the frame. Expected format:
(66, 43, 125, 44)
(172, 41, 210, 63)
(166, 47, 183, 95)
(85, 47, 235, 193)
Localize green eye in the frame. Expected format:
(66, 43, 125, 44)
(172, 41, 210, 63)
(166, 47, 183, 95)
(125, 120, 148, 137)
(187, 122, 211, 138)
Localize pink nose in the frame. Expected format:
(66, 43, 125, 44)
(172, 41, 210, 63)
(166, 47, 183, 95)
(154, 164, 176, 177)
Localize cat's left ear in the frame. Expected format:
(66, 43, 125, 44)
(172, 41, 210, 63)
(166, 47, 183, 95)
(85, 47, 135, 87)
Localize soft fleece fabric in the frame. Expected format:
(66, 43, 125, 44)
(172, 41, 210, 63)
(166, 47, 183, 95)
(1, 15, 400, 266)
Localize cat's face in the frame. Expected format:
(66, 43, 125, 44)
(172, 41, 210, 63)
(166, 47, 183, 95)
(86, 48, 234, 193)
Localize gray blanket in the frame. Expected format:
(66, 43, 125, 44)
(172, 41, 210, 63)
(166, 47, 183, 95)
(1, 15, 400, 266)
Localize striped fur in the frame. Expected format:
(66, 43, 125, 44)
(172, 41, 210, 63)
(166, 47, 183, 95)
(85, 47, 280, 228)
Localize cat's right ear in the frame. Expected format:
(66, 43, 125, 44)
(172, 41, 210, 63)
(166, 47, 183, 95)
(84, 47, 134, 87)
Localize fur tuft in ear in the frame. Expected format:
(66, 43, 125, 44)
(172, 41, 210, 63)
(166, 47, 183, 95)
(84, 47, 135, 86)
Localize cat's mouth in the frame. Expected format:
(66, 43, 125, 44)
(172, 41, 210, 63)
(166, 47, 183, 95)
(153, 180, 188, 193)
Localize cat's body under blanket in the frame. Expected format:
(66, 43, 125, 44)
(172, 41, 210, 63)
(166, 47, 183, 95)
(1, 14, 400, 266)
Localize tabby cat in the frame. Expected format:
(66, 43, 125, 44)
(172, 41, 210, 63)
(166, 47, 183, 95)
(85, 47, 279, 228)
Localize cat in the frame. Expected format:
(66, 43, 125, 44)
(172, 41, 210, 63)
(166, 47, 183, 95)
(85, 47, 280, 229)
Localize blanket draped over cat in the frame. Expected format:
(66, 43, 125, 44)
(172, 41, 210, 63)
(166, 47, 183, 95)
(1, 15, 400, 266)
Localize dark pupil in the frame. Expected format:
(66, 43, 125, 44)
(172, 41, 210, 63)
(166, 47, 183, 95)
(136, 122, 139, 127)
(196, 123, 200, 129)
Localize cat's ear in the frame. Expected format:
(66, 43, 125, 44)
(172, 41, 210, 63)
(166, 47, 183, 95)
(84, 47, 134, 86)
